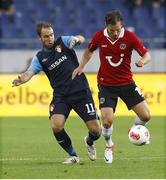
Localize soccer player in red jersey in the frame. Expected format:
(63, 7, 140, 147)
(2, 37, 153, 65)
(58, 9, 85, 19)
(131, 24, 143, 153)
(72, 10, 151, 164)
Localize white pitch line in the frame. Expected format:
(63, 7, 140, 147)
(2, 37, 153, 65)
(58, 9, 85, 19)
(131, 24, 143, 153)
(0, 156, 165, 161)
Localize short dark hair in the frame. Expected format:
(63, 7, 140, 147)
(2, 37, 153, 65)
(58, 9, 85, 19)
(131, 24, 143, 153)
(105, 10, 123, 25)
(36, 22, 53, 37)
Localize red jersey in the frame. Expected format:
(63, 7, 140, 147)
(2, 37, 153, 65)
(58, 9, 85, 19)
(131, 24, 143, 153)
(88, 28, 147, 86)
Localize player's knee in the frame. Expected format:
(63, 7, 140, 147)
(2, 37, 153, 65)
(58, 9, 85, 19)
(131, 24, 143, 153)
(94, 127, 101, 137)
(50, 115, 65, 133)
(103, 121, 112, 128)
(89, 123, 101, 137)
(92, 129, 101, 137)
(102, 117, 113, 129)
(102, 113, 113, 129)
(51, 125, 63, 133)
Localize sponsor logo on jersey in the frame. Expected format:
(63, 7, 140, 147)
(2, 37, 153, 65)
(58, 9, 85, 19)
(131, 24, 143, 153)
(120, 43, 126, 49)
(106, 56, 123, 67)
(48, 55, 67, 70)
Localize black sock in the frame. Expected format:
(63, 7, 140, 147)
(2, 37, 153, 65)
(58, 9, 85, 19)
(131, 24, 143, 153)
(86, 132, 100, 146)
(53, 129, 77, 157)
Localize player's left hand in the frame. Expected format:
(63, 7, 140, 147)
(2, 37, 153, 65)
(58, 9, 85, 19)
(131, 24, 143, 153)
(135, 59, 144, 67)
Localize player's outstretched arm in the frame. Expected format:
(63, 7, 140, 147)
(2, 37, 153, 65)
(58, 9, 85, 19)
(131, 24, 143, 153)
(12, 71, 35, 87)
(72, 49, 93, 79)
(135, 52, 151, 67)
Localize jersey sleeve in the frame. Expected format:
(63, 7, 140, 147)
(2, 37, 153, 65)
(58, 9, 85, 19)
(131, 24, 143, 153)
(132, 33, 148, 56)
(61, 36, 73, 48)
(88, 32, 99, 52)
(27, 56, 43, 74)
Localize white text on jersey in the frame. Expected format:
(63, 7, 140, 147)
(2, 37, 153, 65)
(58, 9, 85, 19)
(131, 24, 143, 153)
(49, 55, 67, 70)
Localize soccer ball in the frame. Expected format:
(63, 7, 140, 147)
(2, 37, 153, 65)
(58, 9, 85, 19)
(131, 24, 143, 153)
(128, 125, 150, 145)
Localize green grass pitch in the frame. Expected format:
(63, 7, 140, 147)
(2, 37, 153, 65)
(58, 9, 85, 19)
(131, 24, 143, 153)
(0, 116, 165, 179)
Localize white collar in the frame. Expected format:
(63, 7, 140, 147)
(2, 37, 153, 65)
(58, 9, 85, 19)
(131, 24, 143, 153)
(103, 27, 125, 44)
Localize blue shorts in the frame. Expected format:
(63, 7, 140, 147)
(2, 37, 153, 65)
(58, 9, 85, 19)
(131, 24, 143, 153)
(49, 89, 99, 122)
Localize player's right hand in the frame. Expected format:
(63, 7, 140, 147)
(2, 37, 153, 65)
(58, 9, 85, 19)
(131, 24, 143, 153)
(12, 75, 22, 87)
(72, 67, 83, 80)
(69, 36, 79, 49)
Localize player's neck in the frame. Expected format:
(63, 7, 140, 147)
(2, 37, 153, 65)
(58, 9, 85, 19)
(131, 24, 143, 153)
(43, 45, 54, 52)
(106, 30, 117, 42)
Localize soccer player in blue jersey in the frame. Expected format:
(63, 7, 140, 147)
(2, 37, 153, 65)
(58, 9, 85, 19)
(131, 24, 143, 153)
(12, 22, 101, 164)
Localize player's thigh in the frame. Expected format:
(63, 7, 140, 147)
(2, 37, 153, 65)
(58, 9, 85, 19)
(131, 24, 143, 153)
(120, 83, 145, 110)
(72, 89, 98, 122)
(49, 100, 71, 131)
(132, 100, 150, 120)
(98, 85, 118, 112)
(49, 97, 71, 119)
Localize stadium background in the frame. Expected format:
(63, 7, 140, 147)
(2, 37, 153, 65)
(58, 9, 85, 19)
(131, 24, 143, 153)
(0, 0, 166, 116)
(0, 0, 166, 179)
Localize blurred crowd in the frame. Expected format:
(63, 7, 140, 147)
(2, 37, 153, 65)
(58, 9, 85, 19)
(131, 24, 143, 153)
(0, 0, 165, 48)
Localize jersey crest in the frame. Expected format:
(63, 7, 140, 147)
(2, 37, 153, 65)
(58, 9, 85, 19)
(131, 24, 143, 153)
(55, 44, 62, 53)
(120, 43, 126, 50)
